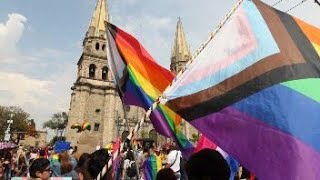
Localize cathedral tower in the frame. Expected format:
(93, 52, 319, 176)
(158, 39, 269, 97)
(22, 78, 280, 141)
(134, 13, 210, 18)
(66, 0, 115, 146)
(170, 18, 197, 139)
(170, 17, 192, 74)
(66, 0, 146, 147)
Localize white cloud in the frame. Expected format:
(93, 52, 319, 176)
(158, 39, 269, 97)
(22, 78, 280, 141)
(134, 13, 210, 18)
(0, 13, 27, 62)
(0, 13, 75, 131)
(0, 1, 318, 138)
(265, 0, 320, 27)
(0, 72, 52, 105)
(0, 66, 75, 130)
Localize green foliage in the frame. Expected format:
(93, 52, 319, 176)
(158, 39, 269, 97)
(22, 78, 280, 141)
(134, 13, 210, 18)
(0, 105, 32, 139)
(140, 129, 148, 138)
(43, 112, 68, 136)
(190, 133, 200, 143)
(49, 136, 66, 146)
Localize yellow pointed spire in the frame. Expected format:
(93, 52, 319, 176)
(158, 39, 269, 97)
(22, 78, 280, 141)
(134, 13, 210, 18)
(171, 17, 191, 63)
(88, 0, 109, 38)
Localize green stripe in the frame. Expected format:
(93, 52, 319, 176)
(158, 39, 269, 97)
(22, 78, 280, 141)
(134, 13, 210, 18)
(128, 67, 142, 88)
(282, 78, 320, 102)
(159, 104, 189, 147)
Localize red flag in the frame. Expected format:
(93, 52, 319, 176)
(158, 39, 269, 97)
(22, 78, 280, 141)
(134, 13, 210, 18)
(112, 137, 121, 156)
(194, 135, 217, 153)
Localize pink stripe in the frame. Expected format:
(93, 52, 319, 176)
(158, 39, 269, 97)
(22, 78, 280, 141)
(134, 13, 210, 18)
(180, 7, 257, 86)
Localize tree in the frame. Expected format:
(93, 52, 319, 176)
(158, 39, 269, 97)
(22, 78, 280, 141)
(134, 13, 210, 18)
(43, 112, 68, 137)
(140, 129, 148, 138)
(0, 105, 31, 139)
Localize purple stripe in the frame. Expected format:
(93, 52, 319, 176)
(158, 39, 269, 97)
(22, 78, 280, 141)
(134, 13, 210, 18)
(122, 81, 172, 137)
(191, 106, 320, 180)
(123, 91, 145, 107)
(150, 108, 174, 137)
(124, 92, 172, 137)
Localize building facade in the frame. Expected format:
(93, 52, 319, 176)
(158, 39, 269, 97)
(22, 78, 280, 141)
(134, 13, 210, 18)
(170, 17, 198, 140)
(65, 0, 148, 146)
(66, 0, 196, 147)
(12, 131, 47, 148)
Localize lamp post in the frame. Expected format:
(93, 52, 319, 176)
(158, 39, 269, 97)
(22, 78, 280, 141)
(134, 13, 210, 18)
(4, 113, 14, 141)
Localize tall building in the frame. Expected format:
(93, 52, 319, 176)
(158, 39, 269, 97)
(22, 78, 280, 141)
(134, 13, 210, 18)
(170, 17, 192, 75)
(66, 1, 197, 147)
(65, 0, 146, 146)
(170, 17, 198, 139)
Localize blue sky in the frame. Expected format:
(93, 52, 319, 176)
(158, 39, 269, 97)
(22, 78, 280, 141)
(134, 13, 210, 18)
(0, 0, 319, 133)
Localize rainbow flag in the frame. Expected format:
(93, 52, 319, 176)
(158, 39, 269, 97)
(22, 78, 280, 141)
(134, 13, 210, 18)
(106, 22, 193, 154)
(112, 137, 122, 180)
(11, 178, 71, 180)
(143, 154, 160, 180)
(163, 0, 320, 179)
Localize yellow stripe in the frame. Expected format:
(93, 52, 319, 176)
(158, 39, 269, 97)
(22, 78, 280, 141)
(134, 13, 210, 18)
(128, 64, 161, 99)
(312, 42, 320, 56)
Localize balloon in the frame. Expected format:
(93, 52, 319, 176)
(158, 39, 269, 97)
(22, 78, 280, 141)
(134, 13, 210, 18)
(82, 121, 91, 131)
(71, 123, 82, 133)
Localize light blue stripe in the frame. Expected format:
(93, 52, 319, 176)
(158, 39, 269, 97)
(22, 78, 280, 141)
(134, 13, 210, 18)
(168, 0, 280, 100)
(108, 30, 126, 85)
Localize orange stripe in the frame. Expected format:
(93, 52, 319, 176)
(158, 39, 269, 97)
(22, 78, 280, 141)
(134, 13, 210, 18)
(294, 18, 320, 46)
(115, 31, 174, 92)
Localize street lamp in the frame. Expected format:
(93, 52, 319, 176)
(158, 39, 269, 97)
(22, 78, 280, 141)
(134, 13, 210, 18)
(4, 113, 14, 141)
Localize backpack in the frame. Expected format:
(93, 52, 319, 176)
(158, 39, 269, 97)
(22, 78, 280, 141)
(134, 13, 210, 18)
(126, 161, 137, 178)
(180, 156, 188, 180)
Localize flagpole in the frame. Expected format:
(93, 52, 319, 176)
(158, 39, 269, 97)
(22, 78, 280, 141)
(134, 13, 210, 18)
(122, 103, 140, 179)
(96, 1, 243, 178)
(161, 0, 244, 101)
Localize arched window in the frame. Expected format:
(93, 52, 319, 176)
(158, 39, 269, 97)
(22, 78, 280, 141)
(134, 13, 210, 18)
(89, 64, 96, 79)
(95, 42, 100, 50)
(102, 66, 108, 80)
(102, 44, 106, 51)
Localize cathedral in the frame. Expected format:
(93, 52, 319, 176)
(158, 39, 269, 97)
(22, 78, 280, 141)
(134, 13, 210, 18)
(65, 0, 196, 147)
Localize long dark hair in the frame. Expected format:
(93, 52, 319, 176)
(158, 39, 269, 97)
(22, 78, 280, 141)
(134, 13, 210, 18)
(59, 151, 73, 174)
(88, 149, 112, 179)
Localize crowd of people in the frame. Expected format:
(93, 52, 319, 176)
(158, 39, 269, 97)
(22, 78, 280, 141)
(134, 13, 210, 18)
(0, 141, 254, 180)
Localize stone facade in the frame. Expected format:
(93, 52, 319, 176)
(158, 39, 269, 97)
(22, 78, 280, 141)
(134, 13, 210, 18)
(12, 131, 47, 148)
(170, 18, 198, 139)
(66, 1, 198, 147)
(65, 0, 152, 146)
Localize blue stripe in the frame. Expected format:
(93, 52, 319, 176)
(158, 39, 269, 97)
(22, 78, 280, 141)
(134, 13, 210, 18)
(125, 76, 174, 137)
(233, 84, 320, 152)
(226, 156, 239, 180)
(125, 76, 155, 109)
(168, 0, 280, 100)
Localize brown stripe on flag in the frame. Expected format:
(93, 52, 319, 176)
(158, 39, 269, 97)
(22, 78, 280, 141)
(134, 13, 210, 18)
(169, 1, 320, 120)
(167, 0, 304, 112)
(107, 23, 129, 91)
